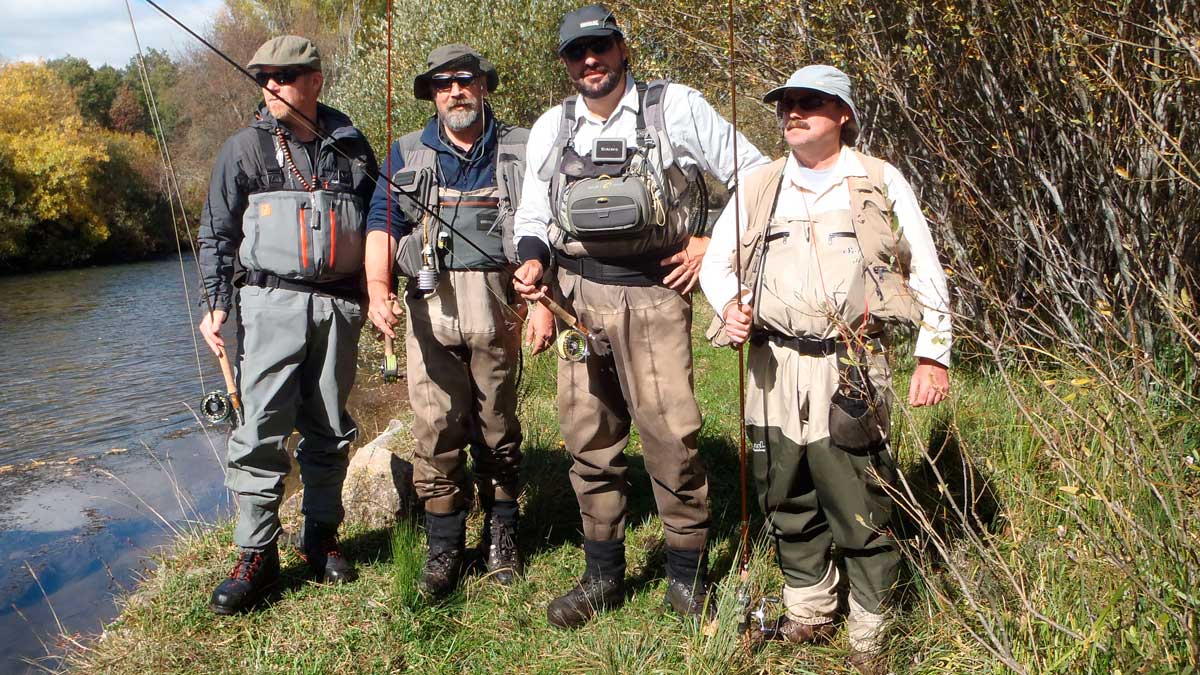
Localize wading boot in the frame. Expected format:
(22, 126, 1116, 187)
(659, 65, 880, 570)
(300, 520, 357, 584)
(209, 544, 280, 615)
(547, 539, 625, 628)
(481, 501, 523, 585)
(778, 617, 838, 644)
(420, 509, 466, 600)
(663, 547, 714, 621)
(848, 650, 890, 675)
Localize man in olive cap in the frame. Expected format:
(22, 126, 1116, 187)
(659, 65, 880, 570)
(198, 35, 378, 615)
(700, 64, 952, 674)
(366, 44, 529, 599)
(512, 4, 768, 628)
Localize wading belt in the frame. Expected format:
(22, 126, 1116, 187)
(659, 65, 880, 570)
(556, 251, 672, 287)
(241, 270, 364, 302)
(749, 328, 882, 356)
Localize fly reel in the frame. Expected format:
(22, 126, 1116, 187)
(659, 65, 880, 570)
(380, 351, 400, 382)
(555, 328, 589, 362)
(201, 390, 231, 423)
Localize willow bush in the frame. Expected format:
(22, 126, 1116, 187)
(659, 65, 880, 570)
(614, 0, 1199, 671)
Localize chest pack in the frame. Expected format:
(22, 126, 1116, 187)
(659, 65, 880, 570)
(539, 80, 702, 259)
(237, 129, 366, 283)
(391, 122, 528, 277)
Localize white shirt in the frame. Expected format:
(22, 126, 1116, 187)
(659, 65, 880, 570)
(700, 146, 953, 366)
(513, 74, 770, 247)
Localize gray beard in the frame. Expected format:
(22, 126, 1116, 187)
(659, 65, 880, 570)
(444, 105, 479, 131)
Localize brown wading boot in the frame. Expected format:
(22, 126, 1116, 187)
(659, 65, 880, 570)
(420, 510, 466, 600)
(778, 617, 838, 644)
(547, 539, 625, 628)
(209, 544, 280, 615)
(663, 547, 714, 620)
(849, 649, 890, 675)
(299, 520, 357, 584)
(481, 504, 523, 585)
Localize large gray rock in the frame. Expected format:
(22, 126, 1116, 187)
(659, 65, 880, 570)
(280, 419, 415, 531)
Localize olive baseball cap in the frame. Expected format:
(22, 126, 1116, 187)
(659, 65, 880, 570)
(763, 64, 860, 143)
(413, 43, 500, 100)
(247, 35, 322, 72)
(557, 4, 623, 54)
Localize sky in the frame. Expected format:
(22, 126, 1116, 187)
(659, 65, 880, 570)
(0, 0, 223, 69)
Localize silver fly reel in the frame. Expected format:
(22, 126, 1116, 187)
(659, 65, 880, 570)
(555, 329, 589, 362)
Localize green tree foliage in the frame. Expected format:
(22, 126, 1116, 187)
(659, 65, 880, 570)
(46, 56, 122, 127)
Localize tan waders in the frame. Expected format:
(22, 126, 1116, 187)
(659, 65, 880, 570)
(405, 269, 523, 515)
(554, 267, 711, 552)
(747, 208, 899, 655)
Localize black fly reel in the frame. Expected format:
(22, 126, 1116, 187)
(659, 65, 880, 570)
(201, 390, 232, 423)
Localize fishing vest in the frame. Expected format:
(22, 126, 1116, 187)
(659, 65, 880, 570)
(392, 123, 528, 275)
(237, 128, 366, 283)
(537, 80, 700, 259)
(708, 151, 923, 345)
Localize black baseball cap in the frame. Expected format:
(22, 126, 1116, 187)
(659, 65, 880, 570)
(557, 4, 623, 55)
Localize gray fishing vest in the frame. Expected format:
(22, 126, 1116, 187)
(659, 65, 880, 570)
(238, 129, 366, 282)
(537, 80, 701, 259)
(391, 122, 528, 274)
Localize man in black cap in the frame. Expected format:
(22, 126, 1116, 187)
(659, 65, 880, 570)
(366, 44, 529, 599)
(511, 5, 768, 628)
(198, 35, 377, 614)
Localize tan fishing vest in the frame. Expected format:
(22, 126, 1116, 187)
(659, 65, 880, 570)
(708, 151, 922, 345)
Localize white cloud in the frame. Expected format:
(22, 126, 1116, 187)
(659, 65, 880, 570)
(0, 0, 224, 68)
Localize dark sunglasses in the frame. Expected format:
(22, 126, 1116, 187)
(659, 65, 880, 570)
(430, 72, 479, 91)
(778, 94, 835, 112)
(253, 69, 309, 87)
(562, 36, 616, 62)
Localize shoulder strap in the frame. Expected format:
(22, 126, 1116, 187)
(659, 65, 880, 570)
(255, 129, 285, 191)
(851, 149, 888, 198)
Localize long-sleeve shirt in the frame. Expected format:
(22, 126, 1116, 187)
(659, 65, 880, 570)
(513, 73, 769, 254)
(699, 146, 952, 366)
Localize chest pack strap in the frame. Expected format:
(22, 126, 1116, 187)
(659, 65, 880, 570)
(255, 130, 286, 192)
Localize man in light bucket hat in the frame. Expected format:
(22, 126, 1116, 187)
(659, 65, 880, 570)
(700, 65, 952, 674)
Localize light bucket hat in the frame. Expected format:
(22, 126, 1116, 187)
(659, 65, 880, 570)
(763, 65, 860, 144)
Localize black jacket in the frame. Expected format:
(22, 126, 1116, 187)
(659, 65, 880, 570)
(197, 103, 378, 312)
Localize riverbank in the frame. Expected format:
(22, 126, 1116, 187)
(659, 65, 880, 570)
(61, 304, 1200, 673)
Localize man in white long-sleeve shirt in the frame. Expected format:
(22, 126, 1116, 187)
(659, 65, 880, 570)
(510, 3, 768, 629)
(699, 65, 950, 674)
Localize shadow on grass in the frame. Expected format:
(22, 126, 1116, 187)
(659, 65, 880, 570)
(894, 414, 1003, 569)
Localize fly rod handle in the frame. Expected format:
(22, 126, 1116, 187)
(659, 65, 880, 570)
(216, 347, 241, 410)
(537, 296, 590, 335)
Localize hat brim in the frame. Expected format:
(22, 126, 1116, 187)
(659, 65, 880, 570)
(556, 28, 622, 55)
(413, 55, 500, 101)
(762, 84, 841, 104)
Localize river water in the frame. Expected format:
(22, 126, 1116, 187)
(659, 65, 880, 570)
(0, 257, 234, 674)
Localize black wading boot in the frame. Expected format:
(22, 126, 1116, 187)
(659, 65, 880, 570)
(663, 547, 714, 620)
(210, 544, 280, 615)
(300, 520, 357, 584)
(547, 539, 626, 628)
(421, 509, 466, 600)
(482, 499, 523, 585)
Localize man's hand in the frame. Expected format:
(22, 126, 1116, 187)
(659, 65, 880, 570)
(721, 301, 753, 346)
(524, 302, 556, 355)
(367, 288, 403, 339)
(909, 358, 950, 407)
(513, 259, 547, 301)
(198, 309, 228, 357)
(660, 235, 710, 294)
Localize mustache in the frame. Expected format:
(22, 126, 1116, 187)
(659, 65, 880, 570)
(782, 118, 809, 131)
(583, 66, 611, 77)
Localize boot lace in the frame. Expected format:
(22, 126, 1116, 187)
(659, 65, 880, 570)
(229, 551, 262, 582)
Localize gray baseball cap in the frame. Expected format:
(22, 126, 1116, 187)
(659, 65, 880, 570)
(247, 35, 322, 71)
(763, 65, 860, 143)
(557, 4, 623, 54)
(413, 43, 500, 101)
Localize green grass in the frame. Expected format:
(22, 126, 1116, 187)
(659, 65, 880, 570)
(65, 304, 1199, 674)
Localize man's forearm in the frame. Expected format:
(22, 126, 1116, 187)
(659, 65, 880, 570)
(365, 230, 397, 300)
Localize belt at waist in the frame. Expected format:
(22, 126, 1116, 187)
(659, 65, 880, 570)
(556, 251, 672, 287)
(241, 270, 364, 302)
(749, 329, 882, 356)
